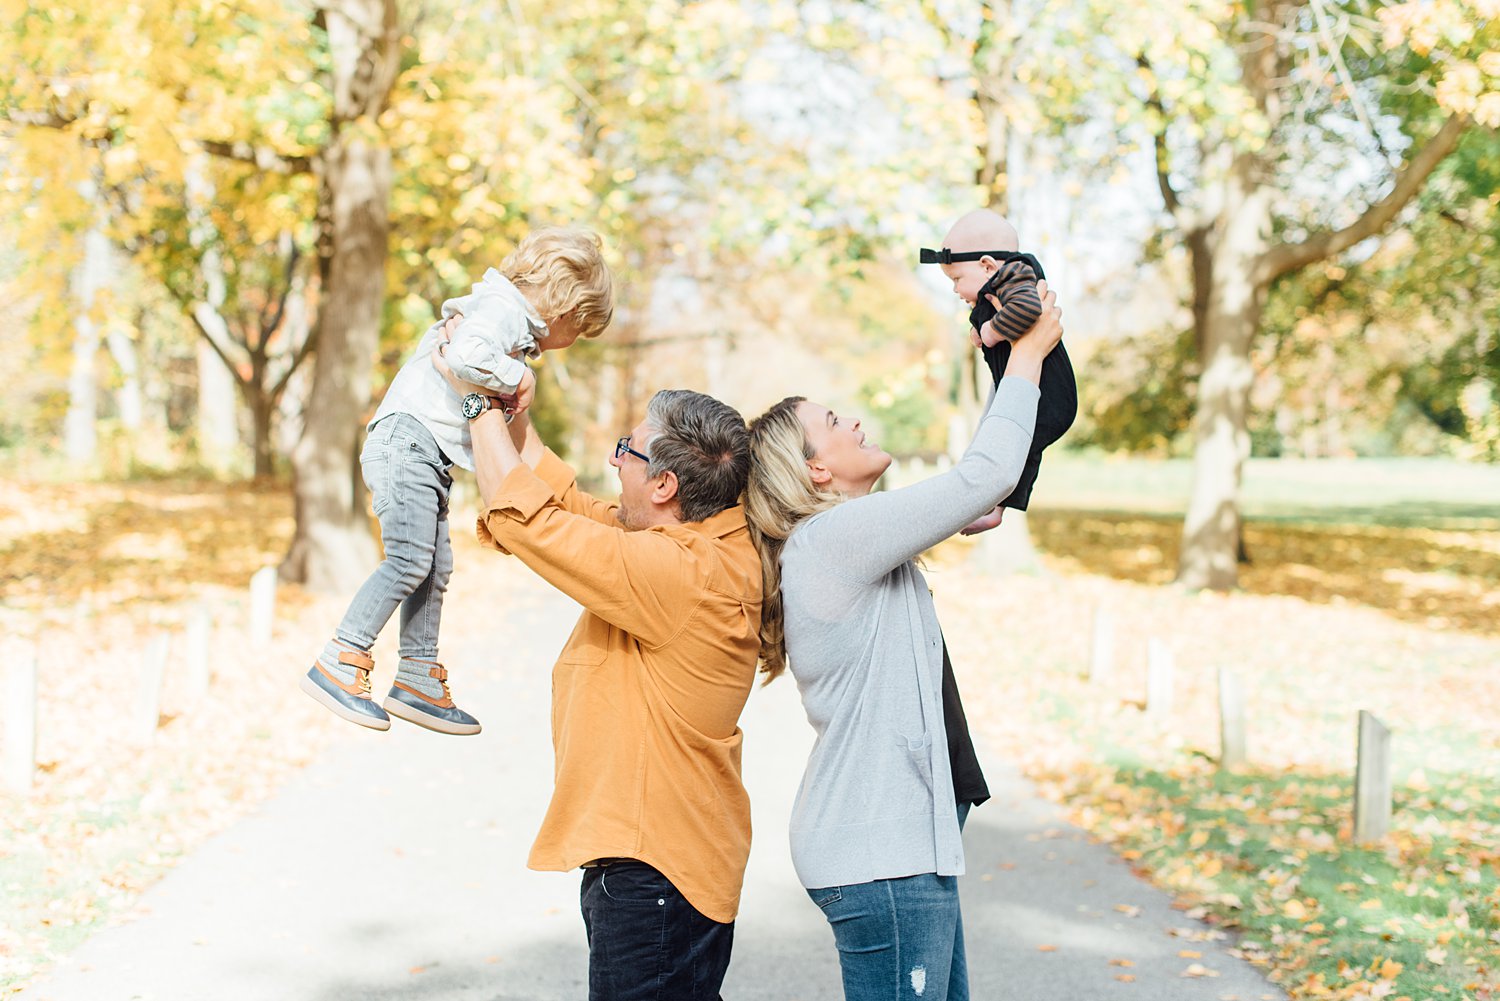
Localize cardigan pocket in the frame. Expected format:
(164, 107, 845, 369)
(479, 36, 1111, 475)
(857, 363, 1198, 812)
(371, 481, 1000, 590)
(901, 732, 935, 792)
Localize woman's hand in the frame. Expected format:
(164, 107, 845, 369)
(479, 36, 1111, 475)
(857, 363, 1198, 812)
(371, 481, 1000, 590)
(1010, 280, 1062, 361)
(994, 281, 1062, 388)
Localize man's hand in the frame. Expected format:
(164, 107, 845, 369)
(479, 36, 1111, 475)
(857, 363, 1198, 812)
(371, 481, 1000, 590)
(434, 313, 537, 417)
(959, 505, 1005, 536)
(432, 315, 487, 397)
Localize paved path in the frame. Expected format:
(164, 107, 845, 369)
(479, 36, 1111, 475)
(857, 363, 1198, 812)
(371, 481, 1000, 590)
(20, 580, 1286, 1001)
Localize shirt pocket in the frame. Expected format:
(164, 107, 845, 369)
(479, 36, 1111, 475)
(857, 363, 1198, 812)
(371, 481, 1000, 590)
(559, 615, 610, 665)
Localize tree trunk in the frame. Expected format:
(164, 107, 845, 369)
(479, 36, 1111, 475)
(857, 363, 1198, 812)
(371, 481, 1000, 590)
(250, 392, 276, 479)
(185, 155, 242, 475)
(280, 134, 390, 591)
(197, 341, 240, 474)
(104, 327, 142, 431)
(1177, 155, 1271, 590)
(280, 0, 398, 592)
(64, 215, 111, 465)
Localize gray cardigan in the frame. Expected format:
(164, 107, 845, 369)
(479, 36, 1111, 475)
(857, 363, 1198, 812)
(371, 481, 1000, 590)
(781, 376, 1039, 889)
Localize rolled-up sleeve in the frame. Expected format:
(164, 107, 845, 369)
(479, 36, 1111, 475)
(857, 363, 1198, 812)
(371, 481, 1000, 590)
(476, 465, 556, 555)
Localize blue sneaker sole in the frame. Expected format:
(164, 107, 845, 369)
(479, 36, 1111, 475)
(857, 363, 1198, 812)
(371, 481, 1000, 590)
(300, 668, 391, 731)
(382, 690, 482, 736)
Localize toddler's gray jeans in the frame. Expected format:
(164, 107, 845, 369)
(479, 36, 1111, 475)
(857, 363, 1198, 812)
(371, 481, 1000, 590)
(334, 412, 454, 661)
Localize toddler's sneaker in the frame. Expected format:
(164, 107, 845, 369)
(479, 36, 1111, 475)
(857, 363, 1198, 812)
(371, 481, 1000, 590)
(383, 659, 481, 736)
(301, 645, 391, 731)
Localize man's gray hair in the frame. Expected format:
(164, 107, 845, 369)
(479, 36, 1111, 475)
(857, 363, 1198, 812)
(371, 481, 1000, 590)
(643, 390, 750, 523)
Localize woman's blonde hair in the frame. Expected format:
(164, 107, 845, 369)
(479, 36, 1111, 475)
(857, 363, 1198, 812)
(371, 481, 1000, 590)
(500, 226, 614, 339)
(744, 397, 842, 683)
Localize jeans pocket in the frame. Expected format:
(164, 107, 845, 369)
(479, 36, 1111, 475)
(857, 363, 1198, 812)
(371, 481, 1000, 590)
(808, 886, 842, 910)
(599, 863, 674, 905)
(362, 453, 393, 516)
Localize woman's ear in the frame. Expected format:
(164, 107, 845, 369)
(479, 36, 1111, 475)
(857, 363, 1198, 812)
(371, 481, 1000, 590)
(806, 459, 832, 487)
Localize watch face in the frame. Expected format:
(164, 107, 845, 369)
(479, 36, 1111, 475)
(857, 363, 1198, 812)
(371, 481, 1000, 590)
(461, 394, 485, 420)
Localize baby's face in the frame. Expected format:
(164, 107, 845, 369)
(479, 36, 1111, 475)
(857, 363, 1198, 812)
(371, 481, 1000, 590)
(939, 260, 994, 306)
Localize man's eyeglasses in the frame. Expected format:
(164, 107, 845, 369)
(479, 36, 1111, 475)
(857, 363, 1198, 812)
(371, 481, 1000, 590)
(615, 436, 651, 464)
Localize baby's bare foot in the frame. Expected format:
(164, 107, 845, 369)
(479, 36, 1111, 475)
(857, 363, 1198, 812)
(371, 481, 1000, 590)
(960, 506, 1005, 536)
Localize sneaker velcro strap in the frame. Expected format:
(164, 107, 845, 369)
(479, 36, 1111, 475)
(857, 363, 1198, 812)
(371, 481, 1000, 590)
(429, 665, 448, 681)
(337, 649, 375, 672)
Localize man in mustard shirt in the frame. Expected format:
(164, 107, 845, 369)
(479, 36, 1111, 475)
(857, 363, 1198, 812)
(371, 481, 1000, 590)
(437, 331, 762, 1000)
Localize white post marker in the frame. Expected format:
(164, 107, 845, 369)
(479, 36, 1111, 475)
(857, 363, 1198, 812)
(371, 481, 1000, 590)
(1354, 710, 1393, 844)
(4, 643, 38, 795)
(1089, 607, 1115, 683)
(185, 606, 212, 703)
(133, 633, 170, 746)
(1145, 638, 1174, 718)
(1218, 667, 1247, 769)
(249, 566, 277, 647)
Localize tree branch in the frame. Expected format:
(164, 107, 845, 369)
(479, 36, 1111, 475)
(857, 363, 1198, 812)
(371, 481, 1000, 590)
(1259, 113, 1469, 283)
(270, 313, 319, 399)
(261, 243, 302, 345)
(1136, 54, 1192, 227)
(186, 304, 252, 391)
(198, 139, 314, 174)
(4, 105, 314, 173)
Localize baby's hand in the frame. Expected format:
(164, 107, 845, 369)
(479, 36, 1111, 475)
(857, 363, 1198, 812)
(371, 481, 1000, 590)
(959, 506, 1005, 536)
(978, 290, 1007, 347)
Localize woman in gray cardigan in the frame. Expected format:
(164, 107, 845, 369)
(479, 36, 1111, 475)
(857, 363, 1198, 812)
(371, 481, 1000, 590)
(743, 284, 1062, 1000)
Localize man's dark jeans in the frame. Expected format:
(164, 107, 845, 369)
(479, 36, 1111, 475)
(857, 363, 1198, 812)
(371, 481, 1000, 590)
(580, 859, 734, 1000)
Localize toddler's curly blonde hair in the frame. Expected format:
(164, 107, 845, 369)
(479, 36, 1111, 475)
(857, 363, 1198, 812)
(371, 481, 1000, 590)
(500, 226, 614, 339)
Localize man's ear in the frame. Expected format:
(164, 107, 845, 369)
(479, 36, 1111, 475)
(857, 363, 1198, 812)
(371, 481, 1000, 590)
(806, 460, 832, 487)
(651, 469, 680, 506)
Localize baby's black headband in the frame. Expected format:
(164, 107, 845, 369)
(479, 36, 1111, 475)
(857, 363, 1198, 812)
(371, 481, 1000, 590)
(920, 247, 1046, 279)
(920, 248, 1015, 265)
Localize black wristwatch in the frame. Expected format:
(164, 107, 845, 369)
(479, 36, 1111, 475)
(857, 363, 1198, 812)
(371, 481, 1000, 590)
(461, 393, 503, 421)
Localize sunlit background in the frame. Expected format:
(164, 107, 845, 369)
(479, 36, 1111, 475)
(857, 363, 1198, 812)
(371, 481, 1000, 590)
(1, 0, 1496, 998)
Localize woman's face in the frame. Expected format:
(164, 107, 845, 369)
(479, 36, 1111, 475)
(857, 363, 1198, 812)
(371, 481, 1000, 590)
(796, 401, 891, 496)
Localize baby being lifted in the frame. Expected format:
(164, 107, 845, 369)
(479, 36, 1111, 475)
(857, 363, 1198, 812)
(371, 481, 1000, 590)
(923, 209, 1078, 531)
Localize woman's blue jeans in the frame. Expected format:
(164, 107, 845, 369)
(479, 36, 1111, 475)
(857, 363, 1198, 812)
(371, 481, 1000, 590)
(808, 804, 972, 1001)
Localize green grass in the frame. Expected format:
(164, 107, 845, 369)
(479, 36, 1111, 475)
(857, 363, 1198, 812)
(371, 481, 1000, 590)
(1082, 753, 1500, 999)
(1038, 454, 1500, 528)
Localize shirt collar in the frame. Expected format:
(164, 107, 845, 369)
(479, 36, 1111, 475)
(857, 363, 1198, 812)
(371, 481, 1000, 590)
(670, 504, 747, 539)
(480, 267, 547, 332)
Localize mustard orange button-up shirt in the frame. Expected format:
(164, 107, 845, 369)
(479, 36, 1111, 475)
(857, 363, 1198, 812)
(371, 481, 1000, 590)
(476, 448, 762, 924)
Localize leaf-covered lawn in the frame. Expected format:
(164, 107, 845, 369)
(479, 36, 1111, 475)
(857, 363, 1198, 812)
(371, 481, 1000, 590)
(935, 527, 1500, 1001)
(1029, 510, 1500, 637)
